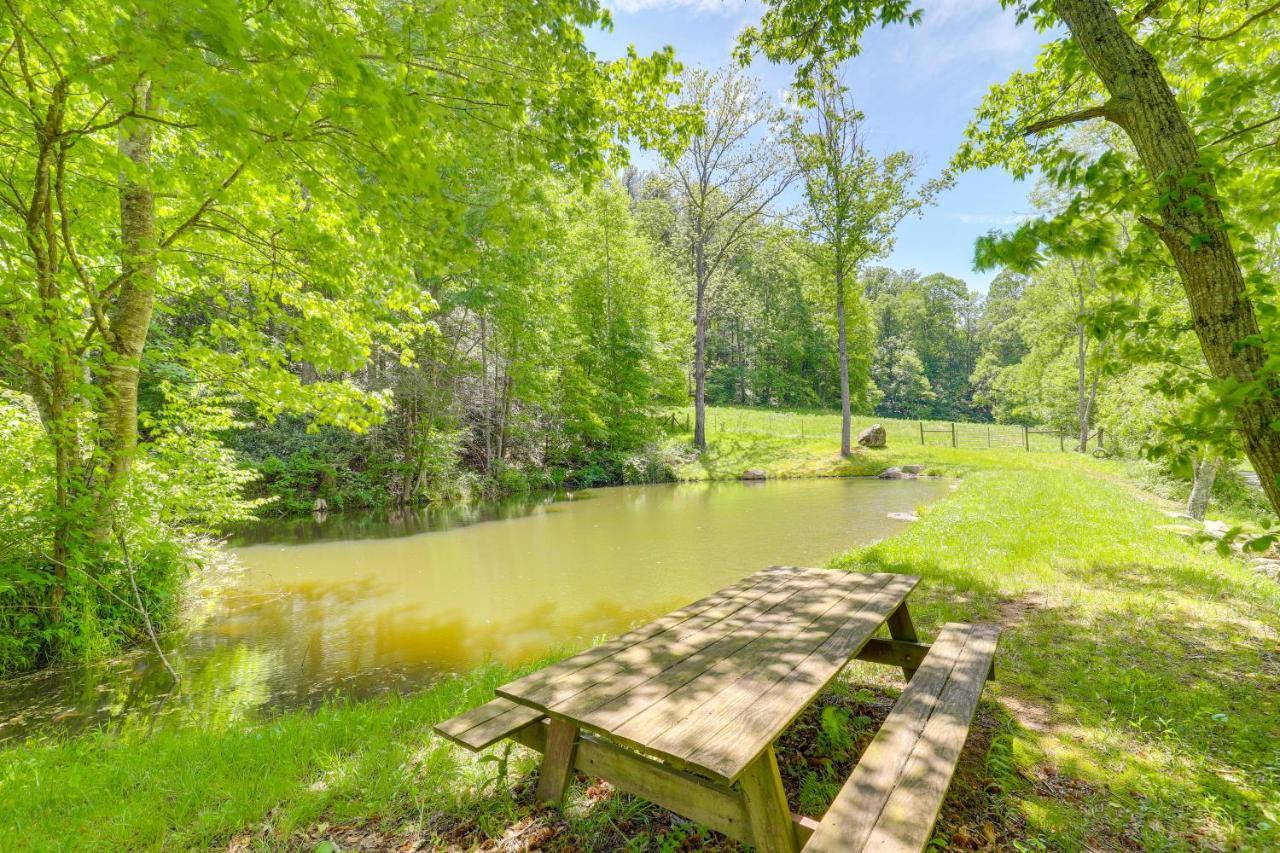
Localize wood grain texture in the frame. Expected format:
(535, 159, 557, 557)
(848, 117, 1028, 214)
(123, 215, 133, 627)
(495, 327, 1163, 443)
(501, 567, 918, 784)
(432, 698, 544, 751)
(511, 719, 754, 846)
(535, 717, 580, 804)
(683, 574, 919, 781)
(802, 623, 1000, 853)
(740, 746, 800, 853)
(885, 602, 920, 680)
(499, 567, 802, 709)
(640, 573, 902, 773)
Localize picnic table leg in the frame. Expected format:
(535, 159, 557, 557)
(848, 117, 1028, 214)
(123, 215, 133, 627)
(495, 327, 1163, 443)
(535, 717, 579, 805)
(739, 745, 799, 853)
(886, 601, 920, 680)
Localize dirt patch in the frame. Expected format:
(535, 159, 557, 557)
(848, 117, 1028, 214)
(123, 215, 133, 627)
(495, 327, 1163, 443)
(996, 592, 1047, 629)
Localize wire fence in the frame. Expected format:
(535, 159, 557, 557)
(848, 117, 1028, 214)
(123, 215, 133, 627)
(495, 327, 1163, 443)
(661, 409, 1104, 454)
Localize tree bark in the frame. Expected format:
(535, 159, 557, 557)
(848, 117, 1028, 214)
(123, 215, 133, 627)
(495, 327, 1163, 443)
(1186, 454, 1220, 521)
(693, 240, 708, 449)
(835, 252, 852, 457)
(1054, 0, 1280, 514)
(93, 79, 157, 541)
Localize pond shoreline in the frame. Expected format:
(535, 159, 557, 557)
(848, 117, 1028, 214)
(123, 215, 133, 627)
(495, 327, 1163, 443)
(6, 447, 1277, 849)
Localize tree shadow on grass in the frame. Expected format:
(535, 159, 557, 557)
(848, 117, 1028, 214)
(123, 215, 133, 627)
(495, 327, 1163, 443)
(832, 549, 1279, 848)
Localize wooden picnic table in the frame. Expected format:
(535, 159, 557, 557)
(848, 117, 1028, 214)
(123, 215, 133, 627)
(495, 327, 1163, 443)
(495, 565, 924, 852)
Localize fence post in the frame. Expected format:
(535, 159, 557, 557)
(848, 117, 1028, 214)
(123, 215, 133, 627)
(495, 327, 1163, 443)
(1059, 433, 1064, 452)
(950, 421, 957, 448)
(919, 420, 925, 446)
(1023, 425, 1030, 451)
(987, 425, 991, 448)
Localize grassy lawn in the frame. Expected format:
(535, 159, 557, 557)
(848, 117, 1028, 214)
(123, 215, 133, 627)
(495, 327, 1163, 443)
(3, 414, 1278, 850)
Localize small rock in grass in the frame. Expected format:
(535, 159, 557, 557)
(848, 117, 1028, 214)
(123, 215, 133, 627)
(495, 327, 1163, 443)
(887, 511, 918, 522)
(1202, 519, 1230, 539)
(857, 424, 887, 448)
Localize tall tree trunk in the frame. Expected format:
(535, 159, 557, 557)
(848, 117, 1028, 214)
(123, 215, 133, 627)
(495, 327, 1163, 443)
(1076, 319, 1089, 452)
(1055, 0, 1280, 514)
(93, 79, 157, 541)
(835, 254, 851, 457)
(1186, 455, 1220, 521)
(693, 241, 708, 449)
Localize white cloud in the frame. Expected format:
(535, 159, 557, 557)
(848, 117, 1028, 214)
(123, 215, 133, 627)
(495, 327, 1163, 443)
(947, 212, 1032, 226)
(605, 0, 754, 14)
(886, 0, 1040, 73)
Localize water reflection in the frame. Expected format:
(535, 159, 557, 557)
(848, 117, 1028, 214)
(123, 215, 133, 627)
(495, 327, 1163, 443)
(0, 478, 950, 742)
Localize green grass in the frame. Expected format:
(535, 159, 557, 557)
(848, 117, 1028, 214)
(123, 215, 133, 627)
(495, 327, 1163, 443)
(668, 405, 1093, 482)
(3, 409, 1278, 850)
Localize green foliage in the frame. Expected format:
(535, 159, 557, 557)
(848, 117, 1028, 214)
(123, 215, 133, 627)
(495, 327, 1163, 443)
(865, 268, 982, 420)
(0, 388, 257, 673)
(0, 0, 690, 670)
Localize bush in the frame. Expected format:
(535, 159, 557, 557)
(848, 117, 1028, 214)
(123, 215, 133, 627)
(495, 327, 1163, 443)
(0, 389, 260, 675)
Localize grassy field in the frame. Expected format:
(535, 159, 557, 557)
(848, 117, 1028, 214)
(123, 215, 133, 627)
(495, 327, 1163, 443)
(3, 413, 1278, 850)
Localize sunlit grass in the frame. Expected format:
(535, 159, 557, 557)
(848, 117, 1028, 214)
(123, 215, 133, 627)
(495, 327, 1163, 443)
(832, 467, 1280, 849)
(2, 412, 1277, 849)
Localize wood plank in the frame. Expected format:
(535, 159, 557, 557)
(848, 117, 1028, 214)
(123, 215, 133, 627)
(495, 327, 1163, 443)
(573, 726, 755, 846)
(535, 571, 819, 723)
(855, 637, 930, 672)
(512, 719, 754, 846)
(801, 623, 996, 852)
(740, 746, 799, 853)
(859, 625, 999, 852)
(567, 571, 848, 737)
(885, 602, 920, 679)
(677, 574, 919, 782)
(535, 717, 580, 804)
(546, 569, 830, 724)
(432, 698, 544, 751)
(855, 638, 996, 681)
(499, 567, 802, 709)
(619, 573, 896, 760)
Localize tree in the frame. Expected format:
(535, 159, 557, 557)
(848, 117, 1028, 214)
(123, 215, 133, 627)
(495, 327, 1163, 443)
(789, 76, 926, 455)
(0, 0, 685, 663)
(664, 67, 795, 449)
(739, 0, 1280, 516)
(875, 337, 936, 419)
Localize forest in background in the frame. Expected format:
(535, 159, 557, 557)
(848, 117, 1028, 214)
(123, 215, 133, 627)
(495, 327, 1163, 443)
(1, 0, 1277, 678)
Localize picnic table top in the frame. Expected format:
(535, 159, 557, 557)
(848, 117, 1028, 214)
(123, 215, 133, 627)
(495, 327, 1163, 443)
(498, 565, 919, 784)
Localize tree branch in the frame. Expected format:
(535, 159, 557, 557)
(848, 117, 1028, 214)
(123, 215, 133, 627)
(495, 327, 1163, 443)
(1187, 2, 1280, 42)
(1024, 103, 1114, 135)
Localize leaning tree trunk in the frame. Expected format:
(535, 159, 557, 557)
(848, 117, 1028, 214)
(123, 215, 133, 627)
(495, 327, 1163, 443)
(93, 80, 157, 542)
(1054, 0, 1280, 515)
(1186, 455, 1220, 521)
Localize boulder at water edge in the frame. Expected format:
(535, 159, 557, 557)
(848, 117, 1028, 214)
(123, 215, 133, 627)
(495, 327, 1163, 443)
(741, 469, 767, 481)
(877, 467, 917, 480)
(857, 424, 887, 448)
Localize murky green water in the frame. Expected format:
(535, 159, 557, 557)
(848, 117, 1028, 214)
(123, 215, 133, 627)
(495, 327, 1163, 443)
(0, 478, 950, 741)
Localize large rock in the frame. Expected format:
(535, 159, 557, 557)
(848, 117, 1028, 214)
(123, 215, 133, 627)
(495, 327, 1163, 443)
(857, 424, 887, 448)
(877, 467, 917, 480)
(741, 469, 767, 481)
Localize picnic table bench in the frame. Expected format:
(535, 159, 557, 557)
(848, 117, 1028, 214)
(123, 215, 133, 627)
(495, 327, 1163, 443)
(435, 566, 998, 852)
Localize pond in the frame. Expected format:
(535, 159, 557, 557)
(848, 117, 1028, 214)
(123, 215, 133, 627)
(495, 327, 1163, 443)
(0, 477, 951, 742)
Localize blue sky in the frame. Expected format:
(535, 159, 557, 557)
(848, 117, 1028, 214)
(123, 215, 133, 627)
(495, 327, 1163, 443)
(587, 0, 1047, 292)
